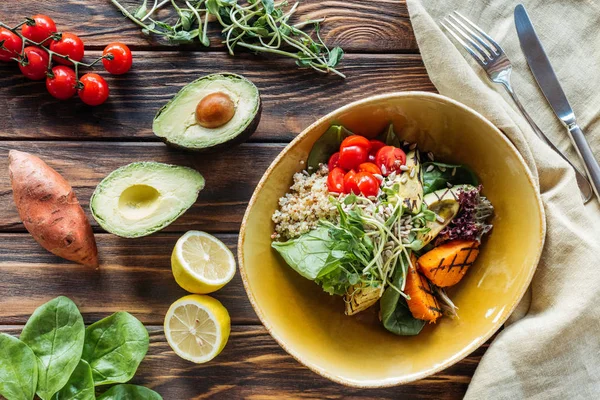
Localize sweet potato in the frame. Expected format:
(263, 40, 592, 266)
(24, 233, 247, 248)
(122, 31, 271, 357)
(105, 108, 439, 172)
(417, 239, 479, 287)
(9, 150, 98, 267)
(405, 254, 443, 323)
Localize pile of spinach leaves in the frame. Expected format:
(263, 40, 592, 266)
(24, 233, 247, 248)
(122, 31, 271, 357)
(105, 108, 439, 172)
(422, 162, 478, 195)
(0, 296, 161, 400)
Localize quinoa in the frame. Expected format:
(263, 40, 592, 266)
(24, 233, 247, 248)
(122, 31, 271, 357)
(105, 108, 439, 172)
(272, 164, 339, 240)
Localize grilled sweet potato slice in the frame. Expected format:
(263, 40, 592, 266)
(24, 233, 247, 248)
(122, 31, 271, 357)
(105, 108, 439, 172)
(405, 254, 443, 323)
(417, 239, 479, 287)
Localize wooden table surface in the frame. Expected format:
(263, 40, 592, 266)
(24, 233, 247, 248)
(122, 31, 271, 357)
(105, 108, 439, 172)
(0, 1, 490, 398)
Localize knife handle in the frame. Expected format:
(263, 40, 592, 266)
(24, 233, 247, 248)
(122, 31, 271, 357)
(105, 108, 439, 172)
(568, 123, 600, 201)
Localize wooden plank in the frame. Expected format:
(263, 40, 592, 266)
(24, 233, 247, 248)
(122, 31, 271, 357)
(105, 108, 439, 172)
(0, 233, 257, 325)
(0, 1, 416, 53)
(0, 142, 282, 233)
(0, 52, 434, 142)
(0, 324, 487, 398)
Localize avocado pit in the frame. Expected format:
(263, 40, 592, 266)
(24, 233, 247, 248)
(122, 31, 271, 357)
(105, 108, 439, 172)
(195, 92, 236, 129)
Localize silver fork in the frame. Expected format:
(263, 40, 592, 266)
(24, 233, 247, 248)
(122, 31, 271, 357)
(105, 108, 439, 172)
(441, 11, 593, 203)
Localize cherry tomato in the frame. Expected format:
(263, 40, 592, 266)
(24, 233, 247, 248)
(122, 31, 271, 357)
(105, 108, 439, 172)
(0, 28, 23, 62)
(50, 33, 84, 65)
(327, 167, 346, 194)
(367, 140, 386, 162)
(78, 73, 109, 106)
(358, 162, 382, 176)
(327, 152, 341, 171)
(338, 145, 368, 170)
(343, 170, 360, 194)
(355, 172, 380, 197)
(21, 15, 56, 44)
(102, 42, 132, 75)
(340, 135, 371, 152)
(19, 46, 49, 80)
(46, 66, 77, 100)
(375, 146, 407, 176)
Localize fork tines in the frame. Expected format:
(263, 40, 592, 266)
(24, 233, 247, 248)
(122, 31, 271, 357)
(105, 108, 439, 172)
(441, 11, 504, 66)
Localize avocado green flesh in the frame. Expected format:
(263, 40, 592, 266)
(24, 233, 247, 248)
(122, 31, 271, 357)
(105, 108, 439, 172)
(91, 162, 205, 238)
(153, 74, 260, 150)
(397, 150, 423, 214)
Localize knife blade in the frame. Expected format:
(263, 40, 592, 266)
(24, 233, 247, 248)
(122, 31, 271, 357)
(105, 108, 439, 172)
(515, 3, 600, 200)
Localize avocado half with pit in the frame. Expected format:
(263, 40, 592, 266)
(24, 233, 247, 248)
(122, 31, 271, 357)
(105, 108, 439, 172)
(152, 73, 261, 151)
(90, 162, 205, 238)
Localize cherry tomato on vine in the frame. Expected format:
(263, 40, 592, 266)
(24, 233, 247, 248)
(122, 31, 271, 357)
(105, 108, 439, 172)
(0, 28, 23, 62)
(354, 172, 380, 197)
(343, 170, 360, 194)
(19, 46, 49, 80)
(358, 162, 382, 176)
(102, 42, 132, 75)
(340, 135, 371, 152)
(21, 15, 56, 44)
(375, 146, 407, 176)
(50, 33, 84, 65)
(78, 73, 109, 106)
(338, 145, 368, 170)
(367, 140, 386, 162)
(46, 66, 77, 100)
(327, 167, 346, 194)
(327, 152, 341, 171)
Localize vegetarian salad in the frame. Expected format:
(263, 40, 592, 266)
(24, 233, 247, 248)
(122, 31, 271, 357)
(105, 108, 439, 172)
(271, 124, 494, 336)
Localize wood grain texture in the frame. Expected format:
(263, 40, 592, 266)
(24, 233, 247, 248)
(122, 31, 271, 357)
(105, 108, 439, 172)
(0, 1, 416, 53)
(0, 142, 283, 233)
(0, 52, 434, 142)
(0, 325, 489, 399)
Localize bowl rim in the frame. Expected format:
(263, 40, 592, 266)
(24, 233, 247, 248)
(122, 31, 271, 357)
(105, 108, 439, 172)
(237, 91, 546, 388)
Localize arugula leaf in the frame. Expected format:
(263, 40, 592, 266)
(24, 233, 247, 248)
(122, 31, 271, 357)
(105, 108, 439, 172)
(0, 333, 38, 400)
(376, 123, 401, 147)
(97, 385, 162, 400)
(82, 312, 149, 386)
(306, 125, 353, 172)
(20, 296, 85, 400)
(422, 162, 479, 194)
(51, 360, 94, 400)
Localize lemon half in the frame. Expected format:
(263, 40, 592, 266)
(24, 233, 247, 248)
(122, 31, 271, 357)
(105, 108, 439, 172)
(164, 295, 231, 363)
(171, 231, 236, 293)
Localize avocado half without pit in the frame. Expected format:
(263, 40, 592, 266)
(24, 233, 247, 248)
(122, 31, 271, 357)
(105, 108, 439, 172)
(153, 73, 262, 151)
(90, 162, 205, 238)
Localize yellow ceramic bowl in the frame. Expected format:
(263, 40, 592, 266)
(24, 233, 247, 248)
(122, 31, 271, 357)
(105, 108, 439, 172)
(238, 92, 545, 387)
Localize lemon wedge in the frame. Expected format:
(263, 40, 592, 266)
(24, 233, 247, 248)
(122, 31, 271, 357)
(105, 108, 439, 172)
(171, 231, 236, 293)
(164, 295, 231, 363)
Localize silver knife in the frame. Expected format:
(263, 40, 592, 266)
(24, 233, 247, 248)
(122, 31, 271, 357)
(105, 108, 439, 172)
(515, 4, 600, 201)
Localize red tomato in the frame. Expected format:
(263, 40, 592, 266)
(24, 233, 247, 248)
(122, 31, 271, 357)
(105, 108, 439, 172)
(355, 172, 380, 197)
(338, 145, 368, 170)
(368, 140, 386, 162)
(21, 15, 57, 44)
(0, 28, 23, 62)
(50, 33, 84, 65)
(78, 73, 109, 106)
(343, 170, 360, 194)
(375, 146, 407, 176)
(46, 66, 77, 100)
(358, 162, 382, 176)
(327, 152, 340, 171)
(19, 46, 49, 80)
(340, 135, 371, 152)
(102, 42, 132, 75)
(327, 167, 346, 193)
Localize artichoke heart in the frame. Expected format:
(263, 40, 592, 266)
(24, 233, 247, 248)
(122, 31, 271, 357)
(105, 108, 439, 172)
(344, 283, 382, 316)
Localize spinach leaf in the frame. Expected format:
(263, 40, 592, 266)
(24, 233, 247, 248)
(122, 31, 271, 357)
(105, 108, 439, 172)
(51, 360, 94, 400)
(0, 333, 38, 400)
(82, 312, 149, 386)
(380, 259, 425, 336)
(97, 385, 162, 400)
(306, 125, 352, 172)
(20, 296, 85, 400)
(422, 162, 479, 195)
(261, 0, 275, 14)
(376, 123, 401, 147)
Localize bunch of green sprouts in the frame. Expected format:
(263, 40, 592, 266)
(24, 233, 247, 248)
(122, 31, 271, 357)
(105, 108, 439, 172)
(111, 0, 345, 77)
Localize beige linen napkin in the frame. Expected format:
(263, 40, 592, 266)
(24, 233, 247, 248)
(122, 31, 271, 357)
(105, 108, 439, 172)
(406, 0, 600, 398)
